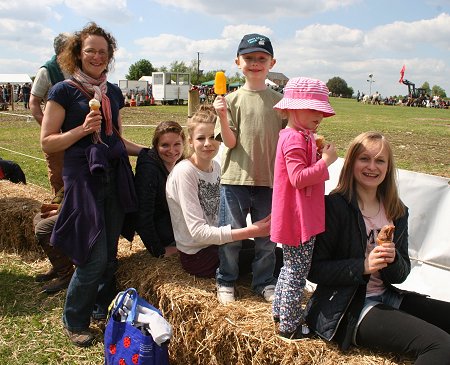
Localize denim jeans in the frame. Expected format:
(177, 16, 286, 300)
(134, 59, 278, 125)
(216, 185, 276, 294)
(63, 167, 124, 330)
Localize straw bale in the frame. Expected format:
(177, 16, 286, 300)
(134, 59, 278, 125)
(116, 237, 413, 365)
(0, 180, 51, 253)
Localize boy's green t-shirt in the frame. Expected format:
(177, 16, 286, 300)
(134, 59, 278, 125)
(214, 87, 285, 188)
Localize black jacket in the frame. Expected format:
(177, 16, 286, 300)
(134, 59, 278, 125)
(305, 192, 410, 350)
(134, 148, 174, 257)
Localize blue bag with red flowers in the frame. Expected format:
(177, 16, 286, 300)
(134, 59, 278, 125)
(104, 288, 171, 365)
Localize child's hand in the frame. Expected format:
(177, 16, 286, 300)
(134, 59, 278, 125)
(164, 246, 179, 257)
(251, 214, 271, 237)
(213, 95, 227, 122)
(322, 143, 338, 167)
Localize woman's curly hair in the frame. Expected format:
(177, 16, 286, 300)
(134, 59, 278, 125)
(58, 22, 117, 75)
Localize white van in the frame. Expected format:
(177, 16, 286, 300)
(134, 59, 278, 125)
(151, 72, 190, 105)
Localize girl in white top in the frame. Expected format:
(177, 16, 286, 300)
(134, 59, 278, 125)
(166, 105, 270, 278)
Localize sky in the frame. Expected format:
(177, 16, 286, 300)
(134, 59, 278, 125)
(1, 0, 449, 97)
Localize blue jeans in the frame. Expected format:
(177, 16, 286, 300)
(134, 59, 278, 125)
(216, 185, 276, 294)
(63, 168, 124, 331)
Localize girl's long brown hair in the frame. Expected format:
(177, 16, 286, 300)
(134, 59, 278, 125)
(152, 121, 186, 162)
(332, 131, 405, 220)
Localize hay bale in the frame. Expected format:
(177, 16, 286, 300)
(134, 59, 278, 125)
(0, 182, 413, 364)
(0, 180, 51, 252)
(117, 238, 413, 365)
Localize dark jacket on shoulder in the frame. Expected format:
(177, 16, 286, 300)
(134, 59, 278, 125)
(305, 192, 410, 351)
(51, 141, 137, 265)
(135, 148, 175, 257)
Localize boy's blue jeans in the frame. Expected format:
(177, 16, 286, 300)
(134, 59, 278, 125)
(216, 184, 277, 294)
(63, 168, 124, 331)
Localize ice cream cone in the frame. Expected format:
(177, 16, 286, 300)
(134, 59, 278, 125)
(89, 98, 101, 111)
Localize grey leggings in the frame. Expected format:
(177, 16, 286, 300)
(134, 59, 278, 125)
(356, 294, 450, 364)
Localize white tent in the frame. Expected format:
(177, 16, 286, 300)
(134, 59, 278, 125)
(0, 74, 33, 111)
(265, 78, 277, 86)
(0, 74, 32, 84)
(139, 76, 152, 84)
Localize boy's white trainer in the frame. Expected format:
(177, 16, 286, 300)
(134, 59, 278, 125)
(217, 285, 235, 305)
(262, 285, 276, 302)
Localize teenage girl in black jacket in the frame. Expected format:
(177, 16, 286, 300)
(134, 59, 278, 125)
(135, 121, 185, 257)
(306, 132, 450, 364)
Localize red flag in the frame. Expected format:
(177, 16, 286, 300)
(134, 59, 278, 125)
(398, 64, 405, 83)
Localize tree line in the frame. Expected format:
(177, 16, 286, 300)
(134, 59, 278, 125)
(125, 59, 244, 86)
(127, 59, 447, 98)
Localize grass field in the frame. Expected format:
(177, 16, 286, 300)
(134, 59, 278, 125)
(0, 98, 449, 191)
(0, 98, 449, 364)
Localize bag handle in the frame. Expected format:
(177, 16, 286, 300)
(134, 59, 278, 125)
(110, 287, 139, 325)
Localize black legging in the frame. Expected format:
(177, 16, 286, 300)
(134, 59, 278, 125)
(356, 294, 450, 364)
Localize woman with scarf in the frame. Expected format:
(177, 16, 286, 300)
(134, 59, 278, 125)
(40, 22, 144, 347)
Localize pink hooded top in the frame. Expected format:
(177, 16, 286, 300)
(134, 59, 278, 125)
(270, 128, 329, 246)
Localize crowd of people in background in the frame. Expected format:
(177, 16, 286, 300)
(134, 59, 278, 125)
(0, 82, 32, 109)
(356, 89, 449, 108)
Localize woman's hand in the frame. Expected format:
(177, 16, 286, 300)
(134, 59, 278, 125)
(83, 110, 102, 135)
(364, 241, 396, 274)
(379, 241, 396, 263)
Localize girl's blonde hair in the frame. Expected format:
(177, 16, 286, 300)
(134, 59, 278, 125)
(332, 131, 405, 220)
(186, 104, 217, 136)
(185, 105, 217, 156)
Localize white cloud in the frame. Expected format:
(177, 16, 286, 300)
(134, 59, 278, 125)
(295, 24, 364, 47)
(366, 13, 450, 52)
(221, 25, 273, 40)
(0, 19, 55, 58)
(151, 0, 360, 20)
(0, 1, 448, 97)
(64, 0, 133, 23)
(0, 0, 62, 22)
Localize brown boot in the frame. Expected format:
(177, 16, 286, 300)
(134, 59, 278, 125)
(42, 268, 74, 294)
(63, 326, 96, 347)
(35, 213, 74, 279)
(35, 267, 58, 282)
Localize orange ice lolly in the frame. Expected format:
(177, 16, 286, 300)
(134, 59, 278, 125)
(214, 71, 227, 95)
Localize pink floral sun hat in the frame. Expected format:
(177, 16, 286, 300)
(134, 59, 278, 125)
(274, 77, 335, 117)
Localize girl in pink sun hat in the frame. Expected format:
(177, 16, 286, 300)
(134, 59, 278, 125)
(270, 77, 338, 340)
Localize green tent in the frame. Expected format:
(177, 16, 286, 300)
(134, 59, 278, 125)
(229, 81, 243, 89)
(201, 80, 243, 89)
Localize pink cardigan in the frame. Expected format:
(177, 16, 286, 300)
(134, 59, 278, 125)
(270, 128, 329, 246)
